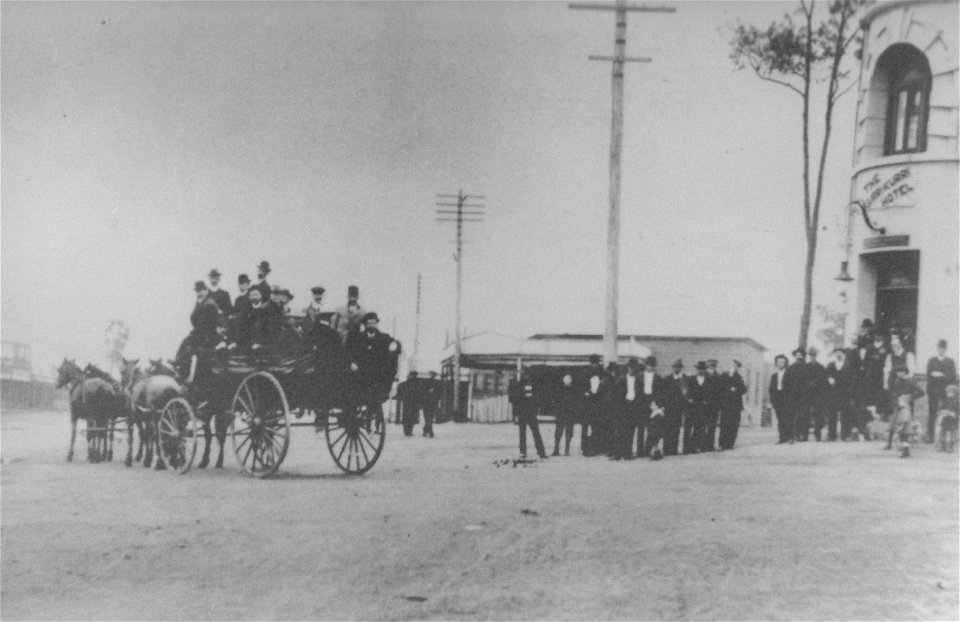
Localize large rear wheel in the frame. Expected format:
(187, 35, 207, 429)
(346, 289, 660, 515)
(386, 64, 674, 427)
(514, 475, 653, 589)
(157, 398, 200, 474)
(325, 403, 385, 474)
(230, 372, 290, 478)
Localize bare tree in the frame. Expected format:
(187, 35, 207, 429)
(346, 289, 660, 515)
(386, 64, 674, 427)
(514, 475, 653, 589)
(104, 319, 130, 376)
(730, 0, 865, 349)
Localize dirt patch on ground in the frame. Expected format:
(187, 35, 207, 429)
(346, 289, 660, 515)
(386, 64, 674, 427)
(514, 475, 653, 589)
(2, 411, 957, 620)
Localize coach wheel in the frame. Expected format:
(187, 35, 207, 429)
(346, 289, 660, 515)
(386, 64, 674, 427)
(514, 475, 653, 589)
(230, 372, 290, 478)
(157, 398, 200, 474)
(325, 403, 385, 475)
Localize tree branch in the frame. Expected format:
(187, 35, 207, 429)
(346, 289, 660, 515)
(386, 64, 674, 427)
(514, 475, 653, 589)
(751, 63, 805, 96)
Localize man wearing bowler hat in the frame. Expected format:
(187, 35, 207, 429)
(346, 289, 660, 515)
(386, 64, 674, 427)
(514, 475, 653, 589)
(233, 274, 252, 317)
(251, 261, 272, 301)
(685, 361, 710, 453)
(783, 347, 808, 443)
(207, 269, 232, 316)
(719, 360, 747, 450)
(174, 281, 221, 368)
(926, 339, 957, 443)
(637, 355, 664, 457)
(702, 359, 723, 451)
(333, 285, 367, 345)
(661, 359, 687, 456)
(346, 312, 401, 432)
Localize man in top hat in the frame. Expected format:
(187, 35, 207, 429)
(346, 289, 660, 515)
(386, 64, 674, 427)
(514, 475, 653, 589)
(332, 285, 368, 345)
(783, 347, 808, 443)
(207, 269, 232, 316)
(346, 312, 401, 430)
(926, 339, 957, 443)
(685, 361, 710, 453)
(251, 261, 272, 301)
(718, 360, 747, 450)
(660, 358, 687, 456)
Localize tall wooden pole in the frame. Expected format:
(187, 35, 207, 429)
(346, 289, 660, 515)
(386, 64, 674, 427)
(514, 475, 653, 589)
(571, 1, 675, 365)
(411, 272, 422, 372)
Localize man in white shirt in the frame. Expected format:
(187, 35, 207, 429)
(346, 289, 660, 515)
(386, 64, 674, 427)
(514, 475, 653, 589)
(769, 355, 790, 444)
(638, 356, 663, 458)
(611, 357, 642, 460)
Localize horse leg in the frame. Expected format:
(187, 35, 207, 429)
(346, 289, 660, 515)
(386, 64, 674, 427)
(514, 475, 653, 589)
(135, 420, 145, 462)
(215, 413, 228, 468)
(197, 419, 212, 469)
(67, 411, 78, 462)
(153, 419, 167, 470)
(143, 417, 154, 468)
(105, 421, 113, 462)
(124, 420, 134, 467)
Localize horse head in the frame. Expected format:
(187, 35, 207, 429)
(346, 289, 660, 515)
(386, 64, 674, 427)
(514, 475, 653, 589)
(120, 358, 143, 392)
(147, 358, 177, 377)
(56, 358, 83, 389)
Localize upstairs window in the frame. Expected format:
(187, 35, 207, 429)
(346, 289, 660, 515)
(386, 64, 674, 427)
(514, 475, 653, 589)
(879, 44, 931, 155)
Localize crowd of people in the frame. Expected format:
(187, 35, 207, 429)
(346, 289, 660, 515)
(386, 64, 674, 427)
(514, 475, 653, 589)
(769, 321, 958, 457)
(173, 260, 400, 414)
(507, 356, 749, 461)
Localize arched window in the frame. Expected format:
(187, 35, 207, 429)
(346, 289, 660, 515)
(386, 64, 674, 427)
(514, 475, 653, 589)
(877, 44, 932, 155)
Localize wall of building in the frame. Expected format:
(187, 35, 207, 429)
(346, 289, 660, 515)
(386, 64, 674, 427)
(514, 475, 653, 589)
(849, 0, 960, 359)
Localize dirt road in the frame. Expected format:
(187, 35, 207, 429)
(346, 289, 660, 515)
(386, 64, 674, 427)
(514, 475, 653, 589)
(2, 410, 957, 620)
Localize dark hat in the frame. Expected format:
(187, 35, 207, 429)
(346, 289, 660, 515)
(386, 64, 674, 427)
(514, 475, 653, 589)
(707, 359, 718, 367)
(429, 371, 438, 377)
(257, 260, 271, 273)
(792, 347, 806, 356)
(238, 274, 250, 284)
(871, 330, 884, 340)
(861, 318, 875, 328)
(407, 371, 418, 378)
(894, 364, 909, 374)
(270, 284, 283, 294)
(671, 358, 684, 368)
(281, 289, 294, 300)
(832, 347, 845, 354)
(589, 354, 601, 365)
(695, 361, 708, 371)
(605, 362, 619, 372)
(938, 339, 948, 349)
(361, 311, 379, 323)
(348, 285, 359, 297)
(208, 268, 221, 278)
(733, 359, 742, 368)
(645, 356, 658, 367)
(626, 357, 641, 370)
(807, 346, 818, 356)
(194, 280, 207, 292)
(311, 286, 325, 295)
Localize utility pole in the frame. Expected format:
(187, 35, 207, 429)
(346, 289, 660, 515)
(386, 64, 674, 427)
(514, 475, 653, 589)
(570, 0, 674, 364)
(436, 190, 485, 420)
(411, 272, 422, 373)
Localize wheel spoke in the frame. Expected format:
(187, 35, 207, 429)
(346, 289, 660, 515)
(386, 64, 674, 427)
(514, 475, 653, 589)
(358, 430, 379, 454)
(356, 433, 371, 465)
(336, 432, 352, 464)
(328, 428, 348, 449)
(243, 383, 256, 415)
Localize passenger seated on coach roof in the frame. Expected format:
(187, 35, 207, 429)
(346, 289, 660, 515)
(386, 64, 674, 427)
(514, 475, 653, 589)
(236, 286, 281, 352)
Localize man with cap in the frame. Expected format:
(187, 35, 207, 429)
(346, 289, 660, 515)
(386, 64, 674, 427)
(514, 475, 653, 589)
(926, 339, 957, 443)
(660, 359, 687, 456)
(783, 348, 808, 442)
(174, 281, 221, 367)
(251, 261, 272, 302)
(718, 360, 747, 450)
(685, 361, 710, 453)
(207, 269, 232, 316)
(580, 354, 605, 455)
(332, 285, 368, 345)
(346, 312, 401, 431)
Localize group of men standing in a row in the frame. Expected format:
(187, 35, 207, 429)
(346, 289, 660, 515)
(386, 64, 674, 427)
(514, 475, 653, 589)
(768, 322, 956, 447)
(509, 355, 748, 460)
(395, 372, 442, 438)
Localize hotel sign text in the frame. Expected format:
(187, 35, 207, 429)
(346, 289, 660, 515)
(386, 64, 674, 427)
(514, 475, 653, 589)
(860, 167, 916, 210)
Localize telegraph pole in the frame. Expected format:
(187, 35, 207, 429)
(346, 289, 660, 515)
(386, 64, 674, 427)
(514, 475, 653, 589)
(411, 272, 422, 372)
(570, 0, 674, 364)
(436, 191, 485, 420)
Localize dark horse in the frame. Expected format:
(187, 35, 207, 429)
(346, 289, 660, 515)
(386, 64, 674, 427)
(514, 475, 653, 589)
(56, 359, 124, 463)
(120, 357, 183, 470)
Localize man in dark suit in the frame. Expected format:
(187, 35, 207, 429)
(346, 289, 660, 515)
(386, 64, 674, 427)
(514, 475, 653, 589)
(552, 372, 580, 456)
(769, 354, 790, 444)
(719, 360, 747, 450)
(251, 261, 272, 301)
(580, 355, 605, 455)
(638, 356, 664, 457)
(233, 274, 252, 317)
(207, 269, 232, 315)
(803, 347, 830, 441)
(661, 359, 686, 456)
(826, 348, 856, 441)
(926, 339, 958, 443)
(783, 348, 807, 443)
(610, 357, 643, 460)
(509, 368, 547, 459)
(174, 281, 221, 367)
(236, 287, 281, 351)
(686, 361, 710, 453)
(701, 359, 723, 451)
(397, 372, 420, 436)
(301, 286, 329, 338)
(345, 312, 401, 431)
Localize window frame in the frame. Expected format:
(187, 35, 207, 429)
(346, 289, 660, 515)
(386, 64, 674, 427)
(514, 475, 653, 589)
(881, 46, 931, 156)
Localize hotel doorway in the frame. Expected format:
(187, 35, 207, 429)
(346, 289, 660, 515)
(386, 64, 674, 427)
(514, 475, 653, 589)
(866, 250, 920, 348)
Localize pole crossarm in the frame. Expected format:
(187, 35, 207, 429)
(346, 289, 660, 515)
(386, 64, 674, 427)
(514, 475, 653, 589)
(569, 2, 675, 11)
(588, 55, 651, 62)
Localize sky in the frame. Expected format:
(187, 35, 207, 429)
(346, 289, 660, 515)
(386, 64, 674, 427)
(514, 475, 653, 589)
(1, 0, 861, 378)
